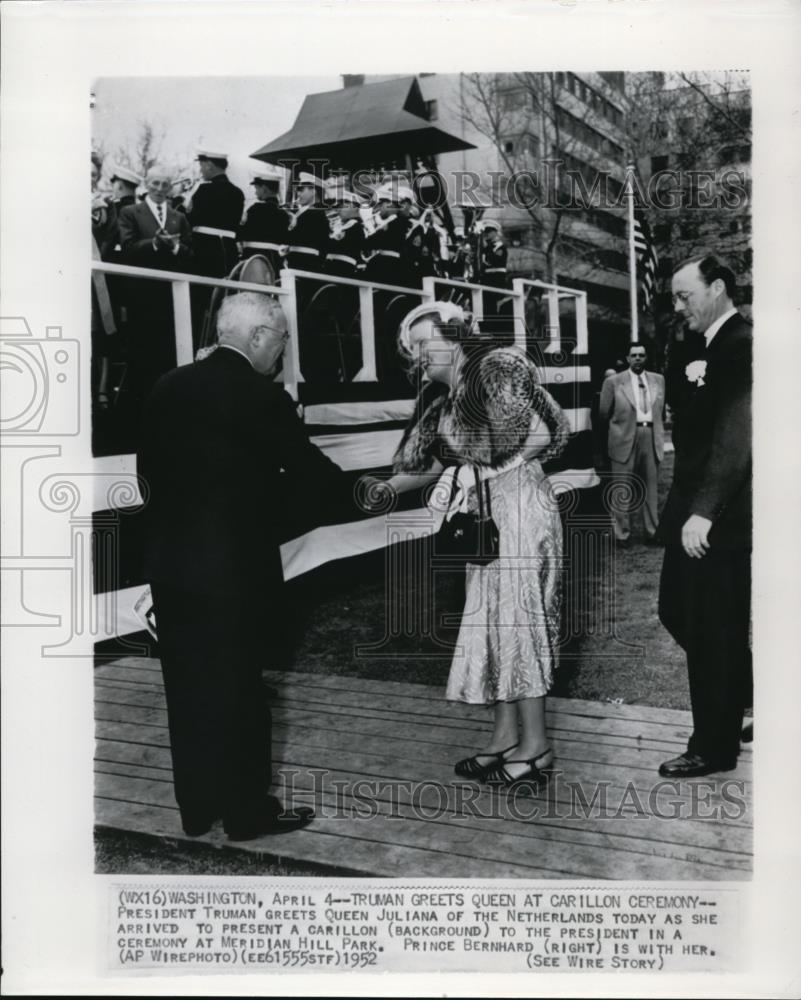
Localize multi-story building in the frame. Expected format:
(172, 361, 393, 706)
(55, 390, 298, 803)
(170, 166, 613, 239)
(627, 72, 752, 405)
(345, 72, 634, 360)
(631, 73, 752, 312)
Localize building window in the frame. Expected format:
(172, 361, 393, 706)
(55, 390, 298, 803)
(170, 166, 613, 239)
(507, 227, 529, 248)
(599, 72, 625, 92)
(501, 133, 539, 159)
(424, 99, 438, 121)
(649, 120, 669, 140)
(556, 106, 624, 158)
(500, 89, 527, 111)
(651, 154, 669, 173)
(554, 71, 565, 87)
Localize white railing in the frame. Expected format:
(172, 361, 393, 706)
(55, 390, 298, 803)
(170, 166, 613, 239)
(90, 261, 589, 400)
(512, 278, 589, 356)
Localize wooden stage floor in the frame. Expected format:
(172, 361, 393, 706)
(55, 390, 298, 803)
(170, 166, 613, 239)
(95, 657, 752, 880)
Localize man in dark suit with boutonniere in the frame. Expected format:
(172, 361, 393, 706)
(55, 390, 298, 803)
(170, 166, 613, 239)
(117, 164, 193, 406)
(657, 255, 752, 779)
(138, 291, 349, 840)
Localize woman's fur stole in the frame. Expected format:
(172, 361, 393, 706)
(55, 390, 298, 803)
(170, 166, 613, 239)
(393, 347, 569, 472)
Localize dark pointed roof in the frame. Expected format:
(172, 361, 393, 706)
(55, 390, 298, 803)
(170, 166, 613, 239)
(251, 76, 474, 168)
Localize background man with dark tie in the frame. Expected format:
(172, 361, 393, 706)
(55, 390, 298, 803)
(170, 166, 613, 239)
(599, 342, 666, 545)
(117, 165, 193, 422)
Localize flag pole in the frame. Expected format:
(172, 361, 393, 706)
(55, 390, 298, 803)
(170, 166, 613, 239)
(626, 163, 638, 344)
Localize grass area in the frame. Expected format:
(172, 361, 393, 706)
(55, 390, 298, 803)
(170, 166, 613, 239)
(283, 454, 690, 710)
(95, 828, 346, 877)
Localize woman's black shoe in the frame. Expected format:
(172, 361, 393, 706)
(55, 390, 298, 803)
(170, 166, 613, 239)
(483, 748, 554, 789)
(454, 744, 518, 779)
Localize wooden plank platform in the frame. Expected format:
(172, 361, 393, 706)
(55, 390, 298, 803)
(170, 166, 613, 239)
(95, 657, 752, 880)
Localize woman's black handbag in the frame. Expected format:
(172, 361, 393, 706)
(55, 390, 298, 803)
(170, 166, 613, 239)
(436, 466, 500, 565)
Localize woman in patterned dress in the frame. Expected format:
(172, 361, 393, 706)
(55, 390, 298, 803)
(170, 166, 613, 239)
(378, 301, 569, 787)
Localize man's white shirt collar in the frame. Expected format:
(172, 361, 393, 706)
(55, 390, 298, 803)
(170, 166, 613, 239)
(704, 307, 738, 347)
(145, 196, 165, 218)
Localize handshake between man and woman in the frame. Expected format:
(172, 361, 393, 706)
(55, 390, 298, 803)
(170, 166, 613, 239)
(137, 258, 752, 842)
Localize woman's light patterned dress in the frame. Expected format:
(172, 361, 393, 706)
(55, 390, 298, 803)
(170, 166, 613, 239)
(445, 459, 562, 705)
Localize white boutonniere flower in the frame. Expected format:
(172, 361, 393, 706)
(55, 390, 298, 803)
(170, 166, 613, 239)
(685, 360, 707, 387)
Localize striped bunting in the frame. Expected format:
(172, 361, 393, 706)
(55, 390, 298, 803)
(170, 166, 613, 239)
(92, 349, 598, 642)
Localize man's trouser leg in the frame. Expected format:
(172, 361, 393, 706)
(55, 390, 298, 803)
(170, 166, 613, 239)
(633, 426, 659, 539)
(659, 546, 751, 764)
(151, 584, 272, 832)
(609, 451, 635, 541)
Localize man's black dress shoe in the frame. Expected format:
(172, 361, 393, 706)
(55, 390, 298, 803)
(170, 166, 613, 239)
(658, 753, 736, 778)
(182, 814, 220, 837)
(741, 722, 753, 743)
(225, 806, 314, 842)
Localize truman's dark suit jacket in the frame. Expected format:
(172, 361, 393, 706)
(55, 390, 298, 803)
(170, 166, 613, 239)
(137, 347, 346, 598)
(658, 312, 752, 550)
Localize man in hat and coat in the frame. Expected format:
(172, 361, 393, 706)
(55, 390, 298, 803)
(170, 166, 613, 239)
(186, 150, 245, 348)
(188, 149, 245, 279)
(478, 219, 508, 288)
(285, 172, 330, 274)
(364, 183, 414, 288)
(325, 190, 366, 279)
(239, 171, 289, 277)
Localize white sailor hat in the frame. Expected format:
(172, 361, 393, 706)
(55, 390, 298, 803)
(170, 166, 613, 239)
(196, 148, 228, 161)
(109, 164, 142, 187)
(250, 171, 279, 186)
(295, 171, 324, 188)
(337, 190, 364, 206)
(373, 182, 415, 204)
(480, 218, 502, 233)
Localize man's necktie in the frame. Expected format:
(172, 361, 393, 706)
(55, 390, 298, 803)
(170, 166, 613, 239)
(158, 203, 165, 228)
(638, 376, 647, 412)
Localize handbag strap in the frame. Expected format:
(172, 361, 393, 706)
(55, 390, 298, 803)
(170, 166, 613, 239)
(472, 467, 493, 520)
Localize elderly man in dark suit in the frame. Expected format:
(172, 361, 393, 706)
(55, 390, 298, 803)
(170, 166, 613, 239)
(657, 256, 752, 778)
(118, 165, 193, 405)
(599, 343, 666, 545)
(137, 292, 347, 840)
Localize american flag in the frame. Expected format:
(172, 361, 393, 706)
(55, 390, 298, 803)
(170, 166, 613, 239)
(633, 208, 659, 306)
